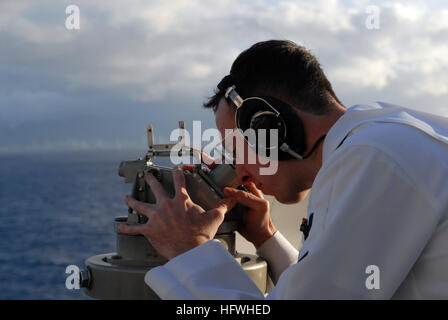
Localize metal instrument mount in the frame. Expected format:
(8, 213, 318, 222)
(81, 121, 268, 299)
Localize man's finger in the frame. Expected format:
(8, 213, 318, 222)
(125, 195, 156, 218)
(244, 182, 264, 199)
(182, 164, 195, 172)
(172, 166, 188, 199)
(200, 151, 218, 169)
(207, 197, 236, 220)
(118, 223, 145, 236)
(190, 147, 218, 169)
(145, 173, 168, 201)
(223, 187, 267, 210)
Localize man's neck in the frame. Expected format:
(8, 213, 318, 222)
(301, 104, 346, 183)
(301, 104, 346, 157)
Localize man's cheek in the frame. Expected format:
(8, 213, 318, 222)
(234, 141, 254, 165)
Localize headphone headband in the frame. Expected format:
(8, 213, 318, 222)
(214, 75, 326, 161)
(217, 75, 234, 93)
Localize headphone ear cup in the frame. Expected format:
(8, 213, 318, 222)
(258, 97, 307, 160)
(249, 111, 286, 157)
(249, 111, 285, 134)
(236, 96, 307, 160)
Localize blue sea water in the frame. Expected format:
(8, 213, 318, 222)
(0, 150, 170, 299)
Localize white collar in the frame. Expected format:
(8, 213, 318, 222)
(322, 102, 448, 163)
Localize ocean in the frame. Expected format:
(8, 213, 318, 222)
(0, 150, 163, 299)
(0, 149, 307, 300)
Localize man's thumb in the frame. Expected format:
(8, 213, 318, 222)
(209, 198, 236, 220)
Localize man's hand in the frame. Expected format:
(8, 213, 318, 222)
(119, 166, 236, 260)
(182, 148, 277, 249)
(223, 183, 277, 249)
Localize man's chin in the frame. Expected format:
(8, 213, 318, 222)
(274, 189, 310, 204)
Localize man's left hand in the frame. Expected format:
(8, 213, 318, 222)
(119, 166, 236, 260)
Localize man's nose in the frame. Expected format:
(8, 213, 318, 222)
(235, 164, 252, 185)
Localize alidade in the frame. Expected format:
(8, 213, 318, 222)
(81, 121, 268, 299)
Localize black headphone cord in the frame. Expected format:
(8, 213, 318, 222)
(301, 134, 327, 160)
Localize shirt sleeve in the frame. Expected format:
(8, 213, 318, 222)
(256, 231, 299, 284)
(145, 145, 440, 299)
(145, 239, 265, 300)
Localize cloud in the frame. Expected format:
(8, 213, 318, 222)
(324, 3, 448, 99)
(0, 0, 447, 152)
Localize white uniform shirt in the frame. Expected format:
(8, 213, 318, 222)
(145, 102, 448, 299)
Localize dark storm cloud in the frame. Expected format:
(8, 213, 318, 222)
(0, 0, 447, 153)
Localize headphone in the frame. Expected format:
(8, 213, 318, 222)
(217, 75, 326, 161)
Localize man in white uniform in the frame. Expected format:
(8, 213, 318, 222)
(120, 40, 448, 299)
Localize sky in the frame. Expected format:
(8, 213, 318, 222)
(0, 0, 447, 154)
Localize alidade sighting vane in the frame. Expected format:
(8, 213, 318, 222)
(145, 121, 200, 164)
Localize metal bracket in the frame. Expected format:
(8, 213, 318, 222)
(146, 121, 187, 162)
(145, 121, 203, 164)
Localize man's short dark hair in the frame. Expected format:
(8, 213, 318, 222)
(204, 39, 342, 115)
